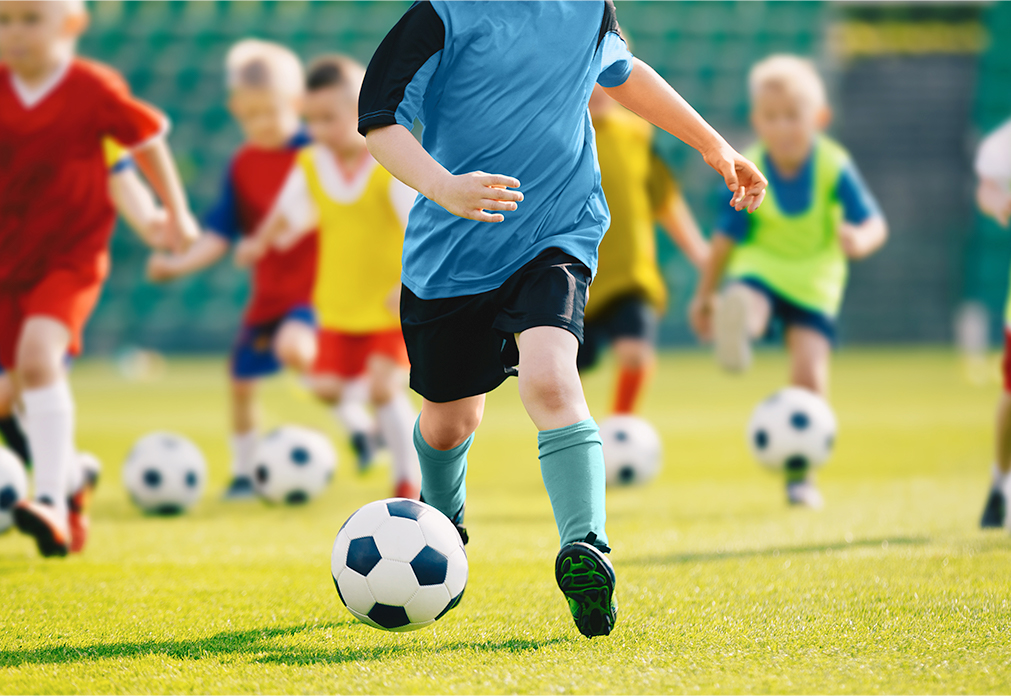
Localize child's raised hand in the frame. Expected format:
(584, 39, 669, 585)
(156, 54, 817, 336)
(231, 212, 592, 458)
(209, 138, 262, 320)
(688, 293, 715, 341)
(430, 171, 524, 223)
(704, 145, 768, 214)
(146, 252, 179, 283)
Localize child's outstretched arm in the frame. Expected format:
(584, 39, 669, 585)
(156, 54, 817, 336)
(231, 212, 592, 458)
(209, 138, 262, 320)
(657, 191, 709, 270)
(689, 234, 735, 340)
(146, 234, 230, 283)
(838, 217, 888, 260)
(604, 59, 767, 213)
(366, 125, 524, 223)
(131, 138, 201, 251)
(109, 166, 170, 248)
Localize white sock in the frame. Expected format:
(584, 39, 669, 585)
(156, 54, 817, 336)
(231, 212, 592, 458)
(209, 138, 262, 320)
(22, 382, 75, 518)
(231, 430, 259, 478)
(65, 452, 84, 498)
(377, 392, 421, 485)
(993, 464, 1010, 493)
(335, 377, 375, 435)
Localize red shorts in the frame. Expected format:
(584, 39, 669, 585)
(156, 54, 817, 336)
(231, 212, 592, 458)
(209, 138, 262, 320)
(1003, 328, 1011, 392)
(0, 270, 103, 369)
(314, 328, 410, 378)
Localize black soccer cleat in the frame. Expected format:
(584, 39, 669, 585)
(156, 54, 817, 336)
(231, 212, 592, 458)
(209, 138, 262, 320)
(350, 431, 375, 473)
(555, 533, 617, 638)
(980, 487, 1006, 528)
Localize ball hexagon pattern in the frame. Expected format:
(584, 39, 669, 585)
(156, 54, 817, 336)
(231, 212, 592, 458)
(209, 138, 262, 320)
(747, 387, 838, 472)
(599, 415, 663, 487)
(0, 447, 28, 533)
(331, 498, 468, 632)
(122, 432, 206, 515)
(252, 425, 337, 505)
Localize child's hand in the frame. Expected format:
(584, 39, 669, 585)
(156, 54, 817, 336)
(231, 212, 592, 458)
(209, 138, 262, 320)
(142, 209, 173, 250)
(235, 237, 267, 268)
(429, 172, 524, 223)
(146, 252, 179, 283)
(169, 212, 201, 252)
(703, 144, 767, 213)
(384, 284, 402, 318)
(838, 223, 863, 258)
(689, 293, 715, 341)
(838, 218, 888, 259)
(978, 179, 1011, 228)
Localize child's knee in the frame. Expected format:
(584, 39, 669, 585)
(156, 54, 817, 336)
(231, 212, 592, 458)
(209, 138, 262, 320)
(274, 327, 316, 372)
(522, 367, 577, 415)
(422, 407, 481, 450)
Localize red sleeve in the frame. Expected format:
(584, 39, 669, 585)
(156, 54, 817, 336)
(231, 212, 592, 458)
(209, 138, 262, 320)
(87, 61, 168, 148)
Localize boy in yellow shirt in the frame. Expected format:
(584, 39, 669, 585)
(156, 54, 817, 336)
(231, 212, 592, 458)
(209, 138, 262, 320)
(241, 55, 421, 499)
(579, 85, 709, 414)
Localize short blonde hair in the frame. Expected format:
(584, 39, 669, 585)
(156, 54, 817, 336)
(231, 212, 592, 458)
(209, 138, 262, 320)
(305, 54, 365, 97)
(748, 54, 827, 110)
(225, 39, 304, 98)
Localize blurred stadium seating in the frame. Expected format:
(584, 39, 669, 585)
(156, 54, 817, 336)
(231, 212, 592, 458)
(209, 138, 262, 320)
(75, 1, 1006, 353)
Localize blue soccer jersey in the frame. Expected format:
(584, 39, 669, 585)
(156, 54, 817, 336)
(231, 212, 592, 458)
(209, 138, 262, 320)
(359, 0, 634, 300)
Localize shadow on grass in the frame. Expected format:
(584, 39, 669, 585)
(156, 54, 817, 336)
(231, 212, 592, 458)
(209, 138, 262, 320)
(627, 536, 928, 567)
(0, 622, 572, 668)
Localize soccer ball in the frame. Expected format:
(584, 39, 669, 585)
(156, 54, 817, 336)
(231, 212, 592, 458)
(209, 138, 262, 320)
(600, 415, 663, 486)
(253, 426, 336, 505)
(331, 498, 467, 632)
(123, 432, 206, 515)
(747, 387, 837, 474)
(0, 447, 28, 533)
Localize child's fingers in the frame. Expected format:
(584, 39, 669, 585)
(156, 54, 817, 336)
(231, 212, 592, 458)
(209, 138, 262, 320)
(478, 173, 521, 190)
(468, 209, 506, 223)
(480, 199, 519, 212)
(745, 190, 766, 214)
(483, 186, 524, 202)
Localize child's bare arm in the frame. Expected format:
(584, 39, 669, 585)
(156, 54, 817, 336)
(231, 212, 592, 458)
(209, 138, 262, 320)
(147, 234, 230, 283)
(689, 234, 735, 340)
(366, 125, 524, 223)
(838, 217, 888, 260)
(234, 211, 302, 268)
(131, 138, 200, 250)
(978, 178, 1011, 228)
(656, 192, 709, 270)
(109, 167, 170, 248)
(604, 59, 766, 213)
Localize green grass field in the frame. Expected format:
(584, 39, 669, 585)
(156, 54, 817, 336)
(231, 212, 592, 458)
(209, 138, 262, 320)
(1, 349, 1009, 694)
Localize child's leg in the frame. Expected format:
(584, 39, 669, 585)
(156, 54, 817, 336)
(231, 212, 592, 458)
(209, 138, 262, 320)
(16, 317, 75, 516)
(714, 282, 772, 372)
(415, 395, 484, 522)
(785, 326, 831, 397)
(366, 354, 421, 496)
(229, 379, 259, 483)
(0, 373, 30, 466)
(516, 326, 606, 547)
(273, 319, 317, 374)
(981, 338, 1011, 527)
(611, 338, 655, 414)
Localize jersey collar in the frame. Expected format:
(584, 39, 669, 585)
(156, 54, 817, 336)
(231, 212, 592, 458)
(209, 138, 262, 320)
(10, 57, 72, 109)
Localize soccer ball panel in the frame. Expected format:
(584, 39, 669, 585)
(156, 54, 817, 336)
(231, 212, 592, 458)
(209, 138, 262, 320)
(366, 559, 419, 607)
(341, 500, 391, 539)
(404, 584, 451, 625)
(0, 448, 28, 533)
(410, 546, 448, 586)
(331, 533, 351, 579)
(372, 517, 427, 562)
(418, 508, 465, 557)
(600, 415, 663, 486)
(346, 536, 383, 576)
(443, 546, 469, 597)
(336, 568, 375, 611)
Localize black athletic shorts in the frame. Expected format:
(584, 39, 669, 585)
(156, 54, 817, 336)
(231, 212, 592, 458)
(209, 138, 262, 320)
(400, 248, 591, 403)
(576, 293, 659, 371)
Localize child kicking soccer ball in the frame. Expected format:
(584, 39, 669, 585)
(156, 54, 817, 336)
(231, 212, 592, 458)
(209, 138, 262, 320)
(240, 55, 422, 500)
(689, 55, 888, 508)
(974, 116, 1011, 529)
(360, 0, 766, 637)
(578, 84, 710, 414)
(0, 0, 198, 556)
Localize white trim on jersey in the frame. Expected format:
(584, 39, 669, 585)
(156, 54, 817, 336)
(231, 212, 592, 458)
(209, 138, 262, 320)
(976, 118, 1011, 186)
(10, 57, 71, 109)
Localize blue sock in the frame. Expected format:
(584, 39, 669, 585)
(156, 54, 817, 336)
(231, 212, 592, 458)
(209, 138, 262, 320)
(413, 416, 472, 521)
(538, 418, 608, 548)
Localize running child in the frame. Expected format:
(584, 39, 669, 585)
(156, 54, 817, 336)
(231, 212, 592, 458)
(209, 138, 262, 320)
(689, 55, 887, 508)
(146, 39, 331, 500)
(359, 0, 766, 637)
(239, 54, 422, 500)
(973, 116, 1011, 528)
(0, 0, 198, 557)
(579, 84, 710, 414)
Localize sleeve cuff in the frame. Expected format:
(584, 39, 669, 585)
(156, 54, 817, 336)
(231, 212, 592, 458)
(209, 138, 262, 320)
(358, 111, 400, 137)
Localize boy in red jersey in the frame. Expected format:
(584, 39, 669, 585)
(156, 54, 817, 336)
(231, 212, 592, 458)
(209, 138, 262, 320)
(147, 39, 320, 500)
(0, 0, 198, 557)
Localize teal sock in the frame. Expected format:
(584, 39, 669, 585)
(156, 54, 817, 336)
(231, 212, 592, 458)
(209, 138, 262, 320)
(413, 416, 472, 521)
(538, 418, 608, 548)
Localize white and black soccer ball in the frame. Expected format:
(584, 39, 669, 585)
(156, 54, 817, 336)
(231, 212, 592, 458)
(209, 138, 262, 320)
(0, 447, 28, 533)
(123, 432, 206, 515)
(600, 415, 663, 486)
(253, 426, 336, 505)
(331, 498, 467, 632)
(747, 387, 837, 474)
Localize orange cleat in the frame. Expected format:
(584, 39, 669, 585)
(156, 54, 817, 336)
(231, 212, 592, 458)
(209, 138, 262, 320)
(394, 480, 421, 501)
(67, 486, 91, 553)
(13, 499, 70, 558)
